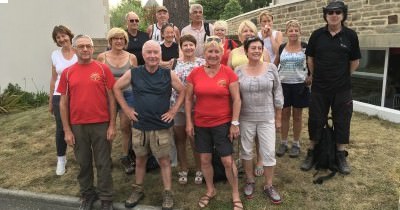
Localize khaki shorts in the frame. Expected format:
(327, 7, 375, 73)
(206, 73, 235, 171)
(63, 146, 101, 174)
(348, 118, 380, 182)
(132, 127, 172, 159)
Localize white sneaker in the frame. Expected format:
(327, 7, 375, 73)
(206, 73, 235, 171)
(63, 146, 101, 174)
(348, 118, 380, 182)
(56, 159, 67, 175)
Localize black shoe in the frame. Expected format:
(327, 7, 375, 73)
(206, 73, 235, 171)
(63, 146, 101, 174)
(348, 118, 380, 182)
(300, 149, 314, 171)
(276, 144, 288, 157)
(336, 150, 351, 174)
(120, 156, 135, 175)
(79, 193, 98, 210)
(101, 200, 113, 210)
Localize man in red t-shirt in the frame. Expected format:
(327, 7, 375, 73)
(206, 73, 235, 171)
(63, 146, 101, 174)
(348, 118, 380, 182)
(57, 34, 116, 210)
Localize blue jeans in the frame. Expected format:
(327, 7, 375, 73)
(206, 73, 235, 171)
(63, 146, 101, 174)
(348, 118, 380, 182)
(52, 95, 67, 156)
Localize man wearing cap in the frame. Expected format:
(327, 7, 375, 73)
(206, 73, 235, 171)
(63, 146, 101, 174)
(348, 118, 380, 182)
(147, 6, 180, 44)
(301, 0, 361, 175)
(181, 3, 214, 58)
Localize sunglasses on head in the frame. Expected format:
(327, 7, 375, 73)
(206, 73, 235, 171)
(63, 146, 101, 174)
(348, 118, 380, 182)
(129, 19, 139, 23)
(206, 37, 221, 43)
(327, 10, 342, 15)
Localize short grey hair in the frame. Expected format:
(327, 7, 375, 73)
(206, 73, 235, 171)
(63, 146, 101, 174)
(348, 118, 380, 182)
(189, 4, 203, 13)
(125, 11, 138, 21)
(72, 34, 93, 48)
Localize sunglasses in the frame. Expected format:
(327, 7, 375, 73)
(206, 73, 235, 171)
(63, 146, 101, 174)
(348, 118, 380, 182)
(129, 19, 139, 23)
(327, 10, 342, 15)
(206, 37, 221, 43)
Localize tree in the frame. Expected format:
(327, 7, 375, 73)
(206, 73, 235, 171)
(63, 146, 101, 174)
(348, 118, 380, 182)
(239, 0, 272, 13)
(163, 0, 190, 29)
(220, 0, 243, 20)
(109, 0, 147, 31)
(197, 0, 229, 20)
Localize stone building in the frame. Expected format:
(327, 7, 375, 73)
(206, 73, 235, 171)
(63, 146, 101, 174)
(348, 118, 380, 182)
(226, 0, 400, 122)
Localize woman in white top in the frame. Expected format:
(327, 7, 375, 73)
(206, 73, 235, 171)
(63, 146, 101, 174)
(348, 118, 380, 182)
(257, 11, 283, 63)
(49, 25, 77, 176)
(274, 20, 311, 158)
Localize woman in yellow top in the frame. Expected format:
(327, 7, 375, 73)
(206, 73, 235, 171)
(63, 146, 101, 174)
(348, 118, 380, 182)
(228, 20, 270, 178)
(228, 20, 270, 69)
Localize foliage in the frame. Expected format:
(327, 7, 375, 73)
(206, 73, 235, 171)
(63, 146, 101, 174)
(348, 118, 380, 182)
(109, 0, 147, 31)
(220, 0, 243, 20)
(0, 83, 48, 114)
(239, 0, 271, 13)
(196, 0, 229, 20)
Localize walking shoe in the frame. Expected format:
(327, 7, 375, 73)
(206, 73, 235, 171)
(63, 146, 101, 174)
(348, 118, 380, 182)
(276, 144, 288, 157)
(178, 171, 188, 185)
(101, 200, 113, 210)
(289, 145, 300, 158)
(244, 182, 255, 199)
(125, 184, 144, 208)
(79, 193, 98, 210)
(162, 190, 174, 210)
(300, 149, 314, 171)
(120, 156, 135, 175)
(336, 150, 351, 174)
(263, 185, 282, 204)
(195, 171, 203, 185)
(56, 158, 67, 176)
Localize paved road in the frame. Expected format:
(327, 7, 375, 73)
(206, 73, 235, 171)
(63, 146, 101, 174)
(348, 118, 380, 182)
(0, 188, 162, 210)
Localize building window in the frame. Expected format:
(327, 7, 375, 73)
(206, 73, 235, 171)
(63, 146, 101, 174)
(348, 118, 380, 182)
(352, 49, 385, 106)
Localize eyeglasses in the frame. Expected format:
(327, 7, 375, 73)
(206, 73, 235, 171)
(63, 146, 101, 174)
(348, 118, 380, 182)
(112, 37, 125, 41)
(76, 44, 93, 50)
(129, 19, 139, 23)
(206, 37, 221, 43)
(327, 10, 342, 15)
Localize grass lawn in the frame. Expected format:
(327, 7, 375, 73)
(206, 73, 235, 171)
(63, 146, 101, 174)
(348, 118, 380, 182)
(0, 106, 399, 209)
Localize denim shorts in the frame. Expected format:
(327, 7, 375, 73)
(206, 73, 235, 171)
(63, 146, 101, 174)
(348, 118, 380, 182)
(117, 91, 134, 111)
(282, 83, 310, 108)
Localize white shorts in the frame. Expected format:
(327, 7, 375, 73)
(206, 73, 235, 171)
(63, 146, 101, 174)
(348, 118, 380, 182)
(239, 120, 276, 167)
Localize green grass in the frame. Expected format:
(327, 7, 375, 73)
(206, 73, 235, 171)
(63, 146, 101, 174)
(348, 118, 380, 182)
(0, 106, 399, 209)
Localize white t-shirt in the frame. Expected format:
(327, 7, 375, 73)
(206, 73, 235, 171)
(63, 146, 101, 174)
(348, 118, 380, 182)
(51, 49, 77, 95)
(258, 30, 277, 62)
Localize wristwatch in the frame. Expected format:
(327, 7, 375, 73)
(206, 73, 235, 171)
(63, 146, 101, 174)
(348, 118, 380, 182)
(231, 120, 240, 126)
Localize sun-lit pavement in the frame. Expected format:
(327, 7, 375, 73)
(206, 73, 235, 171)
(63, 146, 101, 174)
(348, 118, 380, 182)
(0, 188, 163, 210)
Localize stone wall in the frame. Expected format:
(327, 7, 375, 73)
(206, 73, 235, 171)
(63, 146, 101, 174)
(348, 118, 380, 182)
(226, 0, 400, 47)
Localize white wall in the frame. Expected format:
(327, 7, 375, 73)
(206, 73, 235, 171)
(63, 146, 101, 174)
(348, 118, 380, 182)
(354, 101, 400, 123)
(0, 0, 109, 93)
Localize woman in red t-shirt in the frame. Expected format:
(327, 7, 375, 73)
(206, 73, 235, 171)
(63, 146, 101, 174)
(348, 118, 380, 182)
(185, 36, 243, 210)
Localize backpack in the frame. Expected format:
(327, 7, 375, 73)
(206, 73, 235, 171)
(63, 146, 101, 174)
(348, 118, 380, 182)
(312, 117, 346, 184)
(212, 147, 227, 182)
(203, 22, 210, 42)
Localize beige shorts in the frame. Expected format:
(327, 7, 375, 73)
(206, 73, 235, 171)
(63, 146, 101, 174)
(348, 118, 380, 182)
(131, 127, 172, 159)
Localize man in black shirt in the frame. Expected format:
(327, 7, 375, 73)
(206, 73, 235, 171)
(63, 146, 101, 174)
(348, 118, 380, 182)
(125, 12, 149, 66)
(301, 0, 361, 174)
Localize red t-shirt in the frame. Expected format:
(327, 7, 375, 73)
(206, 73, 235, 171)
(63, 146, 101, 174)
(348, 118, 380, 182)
(187, 65, 238, 127)
(221, 39, 238, 65)
(57, 61, 115, 125)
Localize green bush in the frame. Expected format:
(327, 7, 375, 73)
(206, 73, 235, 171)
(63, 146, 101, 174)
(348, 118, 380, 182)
(0, 83, 49, 114)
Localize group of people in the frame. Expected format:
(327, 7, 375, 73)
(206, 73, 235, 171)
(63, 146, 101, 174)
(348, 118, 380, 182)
(48, 1, 360, 210)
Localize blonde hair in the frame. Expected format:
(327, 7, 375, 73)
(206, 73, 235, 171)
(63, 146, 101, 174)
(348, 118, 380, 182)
(237, 20, 257, 43)
(285, 19, 302, 32)
(213, 20, 228, 31)
(258, 11, 273, 23)
(203, 36, 224, 54)
(106, 27, 129, 48)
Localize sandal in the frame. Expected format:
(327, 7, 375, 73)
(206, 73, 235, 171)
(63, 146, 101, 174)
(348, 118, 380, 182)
(254, 165, 264, 177)
(198, 191, 216, 208)
(195, 171, 203, 185)
(178, 171, 188, 185)
(232, 200, 244, 210)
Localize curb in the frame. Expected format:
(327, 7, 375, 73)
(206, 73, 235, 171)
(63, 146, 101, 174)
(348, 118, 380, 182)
(0, 188, 161, 210)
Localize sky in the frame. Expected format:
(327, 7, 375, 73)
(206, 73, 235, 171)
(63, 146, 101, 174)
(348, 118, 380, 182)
(108, 0, 163, 8)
